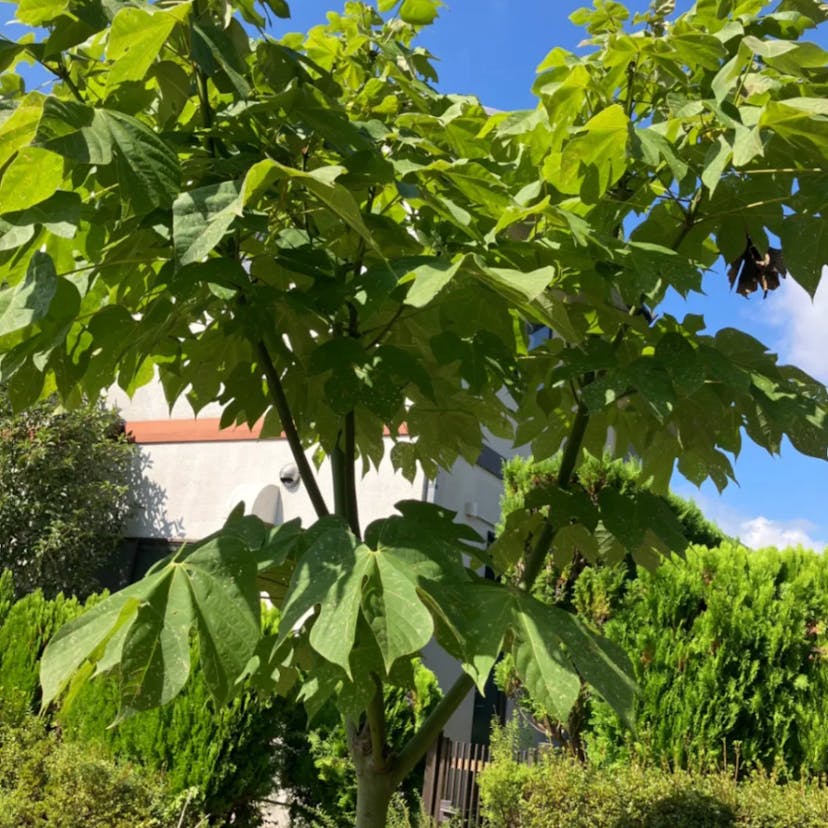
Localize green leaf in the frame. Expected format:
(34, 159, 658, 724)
(778, 215, 826, 298)
(701, 135, 732, 196)
(34, 98, 112, 163)
(474, 260, 556, 306)
(760, 98, 828, 149)
(711, 49, 749, 104)
(399, 0, 440, 24)
(0, 93, 45, 170)
(118, 567, 193, 716)
(173, 181, 244, 265)
(553, 104, 630, 200)
(264, 0, 290, 17)
(732, 125, 763, 167)
(279, 525, 373, 676)
(99, 110, 180, 214)
(35, 103, 180, 214)
(421, 581, 510, 693)
(0, 147, 64, 213)
(243, 159, 376, 252)
(191, 20, 251, 98)
(362, 546, 434, 670)
(512, 597, 581, 721)
(182, 534, 262, 704)
(15, 0, 68, 25)
(40, 581, 148, 708)
(0, 251, 58, 336)
(546, 606, 637, 728)
(598, 487, 688, 558)
(106, 7, 183, 90)
(402, 256, 465, 308)
(41, 524, 266, 712)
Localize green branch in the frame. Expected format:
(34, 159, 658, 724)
(256, 340, 330, 519)
(391, 672, 475, 787)
(366, 673, 388, 771)
(393, 394, 594, 785)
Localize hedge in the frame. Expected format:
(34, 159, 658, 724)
(589, 543, 828, 777)
(0, 716, 180, 828)
(479, 725, 828, 828)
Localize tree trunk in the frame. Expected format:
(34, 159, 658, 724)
(354, 768, 393, 828)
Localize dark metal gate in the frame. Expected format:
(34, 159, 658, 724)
(422, 736, 490, 825)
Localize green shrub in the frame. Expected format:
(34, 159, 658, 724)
(58, 655, 284, 826)
(0, 392, 134, 599)
(57, 603, 286, 826)
(478, 736, 828, 828)
(0, 583, 88, 722)
(590, 544, 828, 776)
(0, 716, 181, 828)
(0, 571, 13, 632)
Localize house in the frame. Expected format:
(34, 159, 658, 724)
(107, 379, 524, 744)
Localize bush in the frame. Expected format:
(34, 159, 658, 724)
(0, 716, 179, 828)
(0, 584, 88, 722)
(58, 654, 285, 826)
(478, 730, 828, 828)
(589, 543, 828, 777)
(0, 392, 134, 598)
(57, 603, 286, 826)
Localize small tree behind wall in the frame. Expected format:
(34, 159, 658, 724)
(0, 393, 134, 598)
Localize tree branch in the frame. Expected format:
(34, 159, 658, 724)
(393, 380, 596, 781)
(344, 409, 360, 536)
(391, 672, 475, 788)
(366, 673, 387, 771)
(35, 55, 84, 102)
(256, 340, 330, 519)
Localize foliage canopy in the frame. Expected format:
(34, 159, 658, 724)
(0, 0, 824, 822)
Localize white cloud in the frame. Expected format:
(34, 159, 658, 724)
(671, 486, 827, 552)
(736, 516, 826, 552)
(766, 267, 828, 383)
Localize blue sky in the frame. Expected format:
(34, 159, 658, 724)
(3, 0, 827, 549)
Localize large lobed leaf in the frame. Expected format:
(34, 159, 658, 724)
(40, 517, 297, 716)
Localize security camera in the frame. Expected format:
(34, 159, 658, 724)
(279, 463, 300, 489)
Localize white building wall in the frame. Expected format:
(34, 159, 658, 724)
(127, 439, 425, 541)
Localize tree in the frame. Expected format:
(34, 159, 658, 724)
(0, 391, 134, 598)
(0, 0, 825, 824)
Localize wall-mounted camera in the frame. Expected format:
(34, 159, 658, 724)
(279, 463, 301, 490)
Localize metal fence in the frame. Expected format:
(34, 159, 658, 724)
(422, 735, 545, 825)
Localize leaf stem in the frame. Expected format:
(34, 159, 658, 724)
(256, 340, 330, 519)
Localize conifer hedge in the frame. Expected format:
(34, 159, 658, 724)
(590, 543, 828, 776)
(499, 456, 828, 778)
